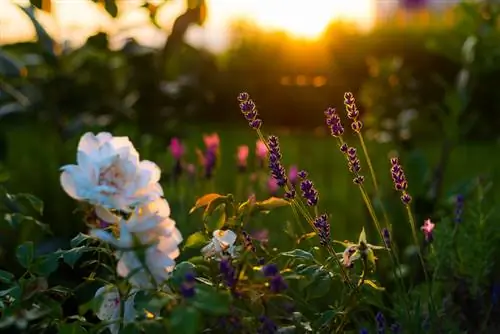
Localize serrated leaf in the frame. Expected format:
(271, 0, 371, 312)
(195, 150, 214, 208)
(170, 305, 200, 334)
(280, 249, 314, 262)
(255, 197, 290, 211)
(0, 270, 14, 283)
(16, 241, 34, 269)
(15, 193, 44, 215)
(70, 233, 92, 248)
(192, 285, 231, 315)
(184, 232, 208, 249)
(189, 193, 225, 214)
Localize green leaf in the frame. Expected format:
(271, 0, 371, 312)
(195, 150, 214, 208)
(62, 247, 88, 268)
(184, 232, 208, 249)
(192, 285, 231, 315)
(171, 262, 196, 287)
(255, 197, 290, 211)
(358, 227, 367, 244)
(307, 270, 331, 300)
(203, 196, 229, 221)
(16, 241, 34, 269)
(70, 233, 92, 248)
(59, 322, 88, 334)
(0, 284, 21, 300)
(363, 279, 385, 291)
(189, 193, 225, 214)
(16, 193, 44, 215)
(314, 309, 340, 331)
(280, 249, 314, 262)
(170, 305, 200, 334)
(32, 253, 59, 276)
(4, 213, 51, 234)
(0, 270, 14, 284)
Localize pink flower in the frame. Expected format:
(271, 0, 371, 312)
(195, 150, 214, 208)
(256, 140, 268, 160)
(186, 163, 196, 175)
(169, 138, 185, 160)
(421, 218, 435, 242)
(203, 133, 220, 150)
(267, 177, 279, 195)
(237, 145, 249, 168)
(289, 165, 298, 185)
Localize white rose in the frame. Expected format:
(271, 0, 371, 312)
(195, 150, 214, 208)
(201, 229, 238, 259)
(60, 132, 163, 211)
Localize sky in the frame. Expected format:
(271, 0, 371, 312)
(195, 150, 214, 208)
(0, 0, 377, 52)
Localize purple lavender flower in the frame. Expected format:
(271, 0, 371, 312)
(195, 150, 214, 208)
(314, 214, 330, 246)
(297, 170, 308, 179)
(300, 179, 319, 206)
(258, 316, 278, 334)
(262, 264, 279, 277)
(238, 92, 263, 130)
(340, 145, 365, 185)
(382, 228, 390, 247)
(455, 194, 464, 224)
(376, 312, 385, 334)
(204, 147, 217, 179)
(324, 107, 344, 137)
(180, 272, 196, 298)
(343, 92, 363, 132)
(220, 258, 237, 289)
(267, 135, 288, 187)
(390, 157, 412, 205)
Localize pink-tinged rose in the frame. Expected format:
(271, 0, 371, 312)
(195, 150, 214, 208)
(267, 177, 279, 195)
(169, 138, 184, 160)
(256, 140, 268, 160)
(203, 133, 220, 150)
(237, 145, 249, 167)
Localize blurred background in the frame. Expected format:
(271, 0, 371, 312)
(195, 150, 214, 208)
(1, 0, 500, 265)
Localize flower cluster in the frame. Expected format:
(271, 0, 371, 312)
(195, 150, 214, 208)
(324, 107, 345, 137)
(60, 132, 183, 333)
(340, 143, 365, 184)
(238, 92, 263, 130)
(262, 264, 288, 293)
(267, 135, 287, 187)
(390, 157, 412, 204)
(313, 214, 330, 246)
(343, 92, 363, 133)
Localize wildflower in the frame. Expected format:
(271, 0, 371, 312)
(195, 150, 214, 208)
(337, 228, 385, 268)
(238, 92, 263, 130)
(267, 135, 288, 187)
(297, 170, 308, 179)
(382, 227, 390, 247)
(324, 107, 344, 137)
(267, 176, 279, 196)
(203, 133, 220, 151)
(343, 92, 363, 133)
(94, 285, 136, 334)
(169, 137, 185, 160)
(258, 315, 278, 334)
(256, 139, 268, 168)
(420, 218, 435, 242)
(219, 257, 238, 288)
(455, 194, 464, 224)
(313, 214, 330, 246)
(300, 178, 319, 206)
(60, 132, 163, 211)
(201, 229, 238, 259)
(262, 263, 287, 293)
(288, 165, 299, 187)
(237, 145, 249, 173)
(180, 272, 196, 298)
(376, 312, 385, 334)
(390, 157, 412, 205)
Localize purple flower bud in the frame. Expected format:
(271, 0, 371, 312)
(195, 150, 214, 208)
(238, 92, 263, 130)
(300, 178, 319, 206)
(267, 135, 288, 187)
(390, 157, 412, 205)
(324, 107, 344, 137)
(314, 214, 330, 246)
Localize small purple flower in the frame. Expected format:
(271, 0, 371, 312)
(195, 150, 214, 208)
(258, 315, 278, 334)
(390, 157, 412, 205)
(300, 178, 319, 206)
(220, 258, 237, 289)
(297, 170, 308, 179)
(455, 194, 464, 224)
(376, 312, 385, 334)
(382, 228, 390, 247)
(262, 264, 279, 277)
(238, 92, 263, 130)
(313, 214, 330, 246)
(267, 136, 288, 187)
(262, 263, 287, 293)
(180, 272, 196, 298)
(324, 107, 344, 137)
